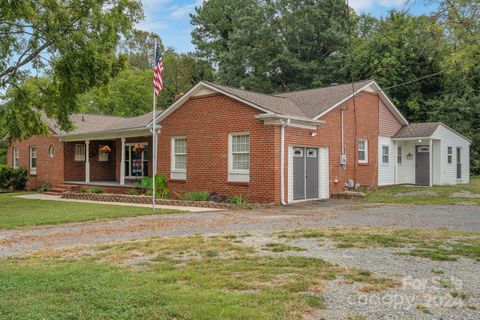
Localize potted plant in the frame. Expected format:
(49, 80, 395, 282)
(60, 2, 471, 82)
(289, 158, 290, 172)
(100, 145, 112, 154)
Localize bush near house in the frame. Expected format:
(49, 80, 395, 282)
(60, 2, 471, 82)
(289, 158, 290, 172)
(0, 166, 28, 191)
(184, 191, 209, 201)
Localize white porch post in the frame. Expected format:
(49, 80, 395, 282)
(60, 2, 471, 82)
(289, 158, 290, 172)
(120, 137, 126, 185)
(85, 140, 90, 184)
(429, 139, 433, 187)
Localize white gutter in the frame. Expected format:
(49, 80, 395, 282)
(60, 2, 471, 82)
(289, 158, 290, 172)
(280, 119, 290, 206)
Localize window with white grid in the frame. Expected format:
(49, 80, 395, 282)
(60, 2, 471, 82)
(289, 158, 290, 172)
(172, 137, 187, 171)
(74, 144, 86, 161)
(12, 147, 19, 169)
(358, 139, 368, 163)
(29, 146, 37, 175)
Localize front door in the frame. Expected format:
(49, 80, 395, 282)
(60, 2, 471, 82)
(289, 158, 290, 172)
(293, 147, 319, 200)
(457, 147, 462, 179)
(415, 145, 430, 186)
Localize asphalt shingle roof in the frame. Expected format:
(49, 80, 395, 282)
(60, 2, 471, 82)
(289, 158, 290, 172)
(393, 122, 442, 138)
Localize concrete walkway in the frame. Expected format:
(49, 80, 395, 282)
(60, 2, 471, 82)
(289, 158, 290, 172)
(14, 194, 223, 213)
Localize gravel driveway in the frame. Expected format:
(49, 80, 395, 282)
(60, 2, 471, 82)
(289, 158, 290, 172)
(1, 200, 479, 256)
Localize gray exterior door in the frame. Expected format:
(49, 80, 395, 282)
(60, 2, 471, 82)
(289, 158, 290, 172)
(293, 147, 319, 200)
(415, 145, 430, 186)
(305, 148, 319, 198)
(293, 148, 305, 200)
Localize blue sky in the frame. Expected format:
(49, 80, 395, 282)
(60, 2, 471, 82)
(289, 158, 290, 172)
(137, 0, 437, 54)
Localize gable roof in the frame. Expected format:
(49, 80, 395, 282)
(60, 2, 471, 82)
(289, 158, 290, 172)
(153, 80, 408, 126)
(393, 122, 441, 139)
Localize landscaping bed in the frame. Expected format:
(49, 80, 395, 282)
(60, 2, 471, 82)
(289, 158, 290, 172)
(61, 191, 273, 209)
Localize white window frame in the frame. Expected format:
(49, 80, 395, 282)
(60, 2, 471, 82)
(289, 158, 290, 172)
(74, 144, 86, 162)
(29, 146, 37, 175)
(171, 137, 187, 180)
(447, 146, 453, 164)
(397, 146, 402, 164)
(358, 139, 368, 164)
(12, 147, 19, 169)
(125, 142, 149, 179)
(382, 145, 390, 164)
(228, 132, 250, 182)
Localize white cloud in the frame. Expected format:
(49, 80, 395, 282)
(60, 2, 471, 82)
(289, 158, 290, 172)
(169, 0, 202, 20)
(349, 0, 406, 11)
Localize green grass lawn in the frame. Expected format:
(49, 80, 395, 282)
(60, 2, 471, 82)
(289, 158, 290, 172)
(362, 176, 480, 205)
(0, 192, 183, 229)
(0, 234, 396, 319)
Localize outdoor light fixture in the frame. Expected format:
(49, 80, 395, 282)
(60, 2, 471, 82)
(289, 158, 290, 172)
(418, 139, 423, 142)
(310, 132, 317, 137)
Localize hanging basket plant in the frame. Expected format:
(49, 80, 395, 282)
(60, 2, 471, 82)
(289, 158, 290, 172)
(133, 143, 145, 154)
(100, 145, 112, 154)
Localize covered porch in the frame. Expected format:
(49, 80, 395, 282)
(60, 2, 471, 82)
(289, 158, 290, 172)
(60, 129, 155, 192)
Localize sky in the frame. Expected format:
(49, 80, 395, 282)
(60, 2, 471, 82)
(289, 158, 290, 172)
(137, 0, 438, 54)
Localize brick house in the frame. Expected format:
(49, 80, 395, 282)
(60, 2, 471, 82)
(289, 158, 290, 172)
(3, 80, 471, 204)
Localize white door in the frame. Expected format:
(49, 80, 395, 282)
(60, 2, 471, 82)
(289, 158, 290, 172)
(319, 147, 329, 199)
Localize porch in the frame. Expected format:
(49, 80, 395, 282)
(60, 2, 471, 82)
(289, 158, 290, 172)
(61, 134, 154, 192)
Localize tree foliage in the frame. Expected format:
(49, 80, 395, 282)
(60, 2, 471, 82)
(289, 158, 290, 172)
(0, 0, 143, 135)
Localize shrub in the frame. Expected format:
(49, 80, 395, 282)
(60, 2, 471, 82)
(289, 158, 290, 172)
(88, 187, 104, 194)
(184, 191, 209, 201)
(229, 195, 248, 205)
(140, 173, 169, 198)
(0, 166, 28, 190)
(127, 188, 139, 196)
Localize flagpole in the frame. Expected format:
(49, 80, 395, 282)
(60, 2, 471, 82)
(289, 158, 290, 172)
(152, 37, 157, 210)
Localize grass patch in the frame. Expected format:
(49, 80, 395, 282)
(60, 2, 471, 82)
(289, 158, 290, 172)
(361, 176, 480, 205)
(281, 227, 480, 262)
(184, 191, 209, 201)
(0, 234, 395, 319)
(264, 243, 306, 252)
(0, 192, 184, 229)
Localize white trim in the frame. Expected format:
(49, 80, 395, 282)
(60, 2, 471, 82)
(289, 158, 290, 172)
(171, 136, 187, 180)
(228, 132, 250, 182)
(152, 82, 274, 126)
(358, 139, 368, 164)
(59, 128, 151, 141)
(29, 146, 37, 175)
(429, 139, 433, 186)
(85, 140, 90, 183)
(433, 124, 472, 144)
(120, 137, 126, 185)
(124, 142, 149, 179)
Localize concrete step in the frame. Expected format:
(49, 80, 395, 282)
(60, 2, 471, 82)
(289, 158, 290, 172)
(43, 191, 63, 196)
(49, 188, 69, 193)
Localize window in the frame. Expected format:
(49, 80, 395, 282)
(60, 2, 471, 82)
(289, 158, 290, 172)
(447, 146, 453, 164)
(48, 145, 55, 158)
(397, 146, 402, 164)
(12, 147, 19, 169)
(125, 143, 148, 178)
(358, 139, 368, 163)
(171, 137, 187, 180)
(74, 144, 86, 161)
(228, 133, 250, 182)
(382, 145, 389, 164)
(29, 146, 37, 175)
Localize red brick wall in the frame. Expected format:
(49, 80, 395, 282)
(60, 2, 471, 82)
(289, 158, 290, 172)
(157, 93, 277, 203)
(7, 133, 64, 190)
(283, 92, 381, 198)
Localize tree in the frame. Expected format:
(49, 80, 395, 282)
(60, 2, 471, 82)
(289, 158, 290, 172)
(0, 0, 143, 137)
(191, 0, 350, 92)
(78, 49, 214, 116)
(119, 29, 164, 70)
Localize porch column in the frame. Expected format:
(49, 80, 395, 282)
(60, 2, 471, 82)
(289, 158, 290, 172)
(120, 137, 126, 185)
(85, 140, 90, 184)
(429, 139, 433, 187)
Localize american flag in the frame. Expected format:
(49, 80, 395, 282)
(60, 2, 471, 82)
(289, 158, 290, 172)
(153, 42, 164, 96)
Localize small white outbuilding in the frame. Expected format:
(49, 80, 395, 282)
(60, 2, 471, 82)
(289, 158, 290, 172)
(391, 122, 471, 186)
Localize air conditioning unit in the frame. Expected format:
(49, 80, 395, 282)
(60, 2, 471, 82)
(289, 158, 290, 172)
(339, 154, 347, 165)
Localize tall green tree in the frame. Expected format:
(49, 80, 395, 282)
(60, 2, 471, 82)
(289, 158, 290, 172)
(0, 0, 143, 137)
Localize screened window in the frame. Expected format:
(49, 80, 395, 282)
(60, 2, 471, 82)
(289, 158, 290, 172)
(74, 144, 86, 161)
(172, 138, 187, 171)
(358, 139, 368, 163)
(12, 147, 19, 169)
(382, 145, 389, 164)
(125, 144, 148, 178)
(231, 134, 250, 171)
(397, 146, 402, 164)
(447, 146, 453, 164)
(29, 146, 37, 175)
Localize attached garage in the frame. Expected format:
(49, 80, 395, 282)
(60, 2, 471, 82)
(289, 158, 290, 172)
(288, 146, 329, 202)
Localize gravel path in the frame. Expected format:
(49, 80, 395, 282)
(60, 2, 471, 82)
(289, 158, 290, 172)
(1, 200, 479, 257)
(242, 234, 480, 319)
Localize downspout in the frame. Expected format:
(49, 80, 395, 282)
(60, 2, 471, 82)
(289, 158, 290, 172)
(280, 119, 290, 206)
